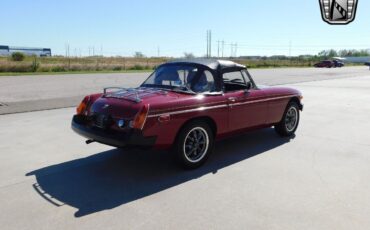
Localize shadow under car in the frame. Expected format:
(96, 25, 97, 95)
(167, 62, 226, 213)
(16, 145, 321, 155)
(26, 128, 294, 217)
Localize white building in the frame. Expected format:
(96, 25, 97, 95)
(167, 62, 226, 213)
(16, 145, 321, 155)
(0, 45, 51, 57)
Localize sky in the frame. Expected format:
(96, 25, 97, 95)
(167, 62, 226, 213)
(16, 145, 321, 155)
(1, 0, 369, 57)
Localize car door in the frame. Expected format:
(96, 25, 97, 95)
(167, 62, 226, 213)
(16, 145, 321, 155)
(223, 70, 268, 131)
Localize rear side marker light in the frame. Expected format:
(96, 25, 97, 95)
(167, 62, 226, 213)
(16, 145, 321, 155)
(158, 114, 171, 123)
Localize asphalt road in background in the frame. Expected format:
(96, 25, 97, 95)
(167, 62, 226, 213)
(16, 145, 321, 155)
(0, 68, 370, 229)
(0, 66, 369, 114)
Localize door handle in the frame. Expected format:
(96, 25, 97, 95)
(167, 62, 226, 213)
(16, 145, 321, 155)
(228, 97, 237, 102)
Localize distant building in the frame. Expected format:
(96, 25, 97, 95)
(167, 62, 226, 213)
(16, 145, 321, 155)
(0, 45, 51, 57)
(333, 56, 370, 63)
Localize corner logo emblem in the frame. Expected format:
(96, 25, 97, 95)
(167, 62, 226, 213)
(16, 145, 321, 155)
(319, 0, 358, 25)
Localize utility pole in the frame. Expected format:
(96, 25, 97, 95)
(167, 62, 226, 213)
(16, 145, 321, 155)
(65, 43, 70, 57)
(222, 40, 225, 58)
(217, 40, 220, 58)
(289, 40, 292, 57)
(209, 30, 212, 58)
(206, 31, 209, 57)
(157, 46, 160, 57)
(64, 43, 70, 69)
(206, 30, 212, 58)
(235, 43, 238, 57)
(230, 43, 234, 58)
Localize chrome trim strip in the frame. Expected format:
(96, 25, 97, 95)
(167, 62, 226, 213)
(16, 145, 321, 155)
(150, 101, 223, 114)
(148, 104, 227, 118)
(231, 95, 294, 107)
(148, 95, 298, 118)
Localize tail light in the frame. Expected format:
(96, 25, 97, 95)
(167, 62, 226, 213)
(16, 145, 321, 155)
(76, 96, 90, 115)
(130, 104, 150, 130)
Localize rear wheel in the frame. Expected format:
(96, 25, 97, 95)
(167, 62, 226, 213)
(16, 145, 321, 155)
(174, 121, 214, 169)
(275, 101, 300, 137)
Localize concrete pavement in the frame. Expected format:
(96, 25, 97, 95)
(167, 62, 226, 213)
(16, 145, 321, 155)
(1, 66, 369, 114)
(0, 74, 370, 229)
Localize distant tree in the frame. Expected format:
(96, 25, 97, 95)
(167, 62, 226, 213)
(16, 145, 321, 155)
(338, 49, 349, 57)
(328, 49, 338, 57)
(134, 52, 145, 58)
(321, 49, 370, 57)
(11, 52, 25, 61)
(352, 49, 370, 57)
(318, 50, 326, 57)
(318, 49, 338, 58)
(183, 52, 195, 59)
(270, 55, 287, 60)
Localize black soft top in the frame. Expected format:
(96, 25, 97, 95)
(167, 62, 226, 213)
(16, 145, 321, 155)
(162, 59, 246, 72)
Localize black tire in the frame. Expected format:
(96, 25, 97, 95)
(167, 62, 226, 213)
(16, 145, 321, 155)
(275, 101, 300, 137)
(174, 121, 214, 169)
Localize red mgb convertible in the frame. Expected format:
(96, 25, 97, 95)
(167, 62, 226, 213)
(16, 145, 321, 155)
(72, 59, 303, 168)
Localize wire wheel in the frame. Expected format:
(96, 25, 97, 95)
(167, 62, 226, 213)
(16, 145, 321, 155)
(183, 127, 210, 163)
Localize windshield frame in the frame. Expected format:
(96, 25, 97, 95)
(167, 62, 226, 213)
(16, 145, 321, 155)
(140, 63, 220, 94)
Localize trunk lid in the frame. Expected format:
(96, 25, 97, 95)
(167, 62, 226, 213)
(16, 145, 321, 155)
(89, 88, 187, 118)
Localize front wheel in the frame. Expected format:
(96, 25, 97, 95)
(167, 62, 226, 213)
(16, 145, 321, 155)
(174, 121, 214, 169)
(275, 101, 300, 137)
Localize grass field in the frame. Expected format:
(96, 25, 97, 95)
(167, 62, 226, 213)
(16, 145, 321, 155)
(0, 56, 167, 73)
(0, 56, 356, 75)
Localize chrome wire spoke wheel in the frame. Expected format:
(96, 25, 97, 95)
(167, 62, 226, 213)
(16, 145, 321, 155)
(285, 106, 298, 132)
(183, 127, 209, 163)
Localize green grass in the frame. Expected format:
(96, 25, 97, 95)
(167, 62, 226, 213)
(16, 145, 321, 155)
(0, 56, 365, 76)
(0, 69, 153, 76)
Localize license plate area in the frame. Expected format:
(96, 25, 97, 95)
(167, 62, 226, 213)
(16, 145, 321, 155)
(93, 114, 112, 129)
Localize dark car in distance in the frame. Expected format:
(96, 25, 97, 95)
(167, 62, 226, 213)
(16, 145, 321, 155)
(365, 62, 370, 69)
(314, 60, 344, 68)
(314, 60, 334, 68)
(72, 59, 303, 168)
(333, 60, 344, 67)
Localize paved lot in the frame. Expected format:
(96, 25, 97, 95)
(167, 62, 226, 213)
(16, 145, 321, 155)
(0, 71, 370, 229)
(0, 66, 369, 114)
(0, 71, 370, 230)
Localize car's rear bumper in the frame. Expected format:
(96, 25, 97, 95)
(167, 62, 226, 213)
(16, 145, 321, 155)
(71, 115, 156, 148)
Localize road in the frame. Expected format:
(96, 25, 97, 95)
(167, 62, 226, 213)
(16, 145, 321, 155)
(0, 68, 370, 229)
(0, 66, 369, 114)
